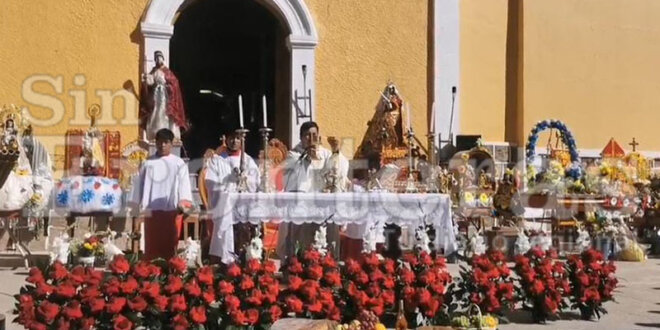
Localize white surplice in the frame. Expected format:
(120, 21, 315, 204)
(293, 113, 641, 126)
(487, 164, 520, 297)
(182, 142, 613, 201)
(128, 154, 193, 212)
(277, 143, 349, 259)
(206, 152, 260, 263)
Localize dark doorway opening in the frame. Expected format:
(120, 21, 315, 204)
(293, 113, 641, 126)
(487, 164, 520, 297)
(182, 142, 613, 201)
(171, 0, 289, 159)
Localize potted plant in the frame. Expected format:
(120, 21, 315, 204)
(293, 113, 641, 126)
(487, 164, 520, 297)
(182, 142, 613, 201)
(513, 248, 570, 323)
(566, 249, 618, 320)
(70, 234, 104, 266)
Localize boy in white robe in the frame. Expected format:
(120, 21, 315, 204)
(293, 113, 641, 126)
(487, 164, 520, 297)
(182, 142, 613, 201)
(206, 131, 260, 264)
(277, 121, 349, 259)
(128, 128, 193, 260)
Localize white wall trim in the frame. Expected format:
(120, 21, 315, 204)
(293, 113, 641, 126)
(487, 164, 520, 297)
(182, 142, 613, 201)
(434, 0, 460, 145)
(140, 0, 318, 145)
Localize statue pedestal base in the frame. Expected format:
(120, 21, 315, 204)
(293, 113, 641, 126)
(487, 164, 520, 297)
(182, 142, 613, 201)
(139, 139, 184, 158)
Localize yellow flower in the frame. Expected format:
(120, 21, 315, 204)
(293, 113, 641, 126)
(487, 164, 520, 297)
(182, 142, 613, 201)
(375, 324, 386, 330)
(483, 315, 498, 328)
(479, 193, 490, 205)
(464, 192, 475, 203)
(83, 243, 93, 250)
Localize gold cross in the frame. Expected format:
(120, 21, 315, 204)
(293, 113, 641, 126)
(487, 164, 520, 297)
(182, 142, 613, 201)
(629, 138, 639, 152)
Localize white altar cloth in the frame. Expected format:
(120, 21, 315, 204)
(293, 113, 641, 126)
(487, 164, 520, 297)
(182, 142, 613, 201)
(210, 192, 456, 254)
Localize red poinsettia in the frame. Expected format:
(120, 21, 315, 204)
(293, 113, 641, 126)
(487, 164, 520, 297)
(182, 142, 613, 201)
(456, 249, 516, 316)
(281, 248, 342, 321)
(567, 248, 618, 320)
(514, 247, 569, 323)
(395, 251, 452, 325)
(218, 258, 281, 328)
(341, 252, 400, 321)
(14, 255, 225, 330)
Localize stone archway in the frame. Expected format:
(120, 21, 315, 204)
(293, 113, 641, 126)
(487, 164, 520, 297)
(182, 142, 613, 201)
(140, 0, 318, 146)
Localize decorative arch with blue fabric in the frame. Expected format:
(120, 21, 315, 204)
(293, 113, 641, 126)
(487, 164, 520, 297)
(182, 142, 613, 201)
(525, 119, 583, 179)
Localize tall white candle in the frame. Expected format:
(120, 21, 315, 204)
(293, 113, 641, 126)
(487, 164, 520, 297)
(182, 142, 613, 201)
(238, 94, 244, 128)
(262, 95, 268, 128)
(406, 102, 412, 130)
(430, 102, 436, 133)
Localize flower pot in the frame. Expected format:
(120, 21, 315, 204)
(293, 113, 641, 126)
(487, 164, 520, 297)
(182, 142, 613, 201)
(579, 306, 595, 320)
(78, 256, 96, 267)
(592, 237, 613, 260)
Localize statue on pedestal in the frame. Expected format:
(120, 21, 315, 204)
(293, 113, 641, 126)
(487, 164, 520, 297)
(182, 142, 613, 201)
(80, 105, 105, 176)
(140, 50, 188, 141)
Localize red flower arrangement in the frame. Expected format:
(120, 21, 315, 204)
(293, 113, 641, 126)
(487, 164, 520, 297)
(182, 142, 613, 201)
(15, 262, 110, 329)
(455, 250, 515, 316)
(396, 250, 452, 326)
(567, 248, 618, 320)
(341, 252, 397, 322)
(217, 258, 282, 328)
(513, 248, 570, 323)
(280, 249, 342, 321)
(14, 256, 222, 330)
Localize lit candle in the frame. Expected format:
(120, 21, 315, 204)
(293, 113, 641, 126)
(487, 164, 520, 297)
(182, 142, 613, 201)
(238, 94, 244, 128)
(430, 102, 436, 133)
(406, 102, 412, 130)
(262, 95, 268, 128)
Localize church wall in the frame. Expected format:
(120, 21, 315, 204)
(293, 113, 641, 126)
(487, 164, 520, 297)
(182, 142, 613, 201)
(523, 0, 660, 151)
(0, 0, 147, 176)
(459, 0, 660, 154)
(3, 0, 660, 174)
(458, 0, 509, 143)
(305, 0, 430, 158)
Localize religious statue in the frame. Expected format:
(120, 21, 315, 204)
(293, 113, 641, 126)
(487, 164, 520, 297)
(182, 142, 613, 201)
(414, 224, 432, 254)
(312, 224, 328, 256)
(182, 237, 201, 267)
(140, 50, 188, 141)
(50, 233, 71, 265)
(356, 83, 407, 171)
(514, 229, 531, 256)
(80, 105, 106, 176)
(0, 105, 38, 211)
(245, 227, 264, 261)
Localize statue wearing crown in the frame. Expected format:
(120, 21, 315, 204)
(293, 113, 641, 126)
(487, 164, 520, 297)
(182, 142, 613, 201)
(0, 105, 53, 213)
(80, 105, 106, 176)
(356, 83, 407, 171)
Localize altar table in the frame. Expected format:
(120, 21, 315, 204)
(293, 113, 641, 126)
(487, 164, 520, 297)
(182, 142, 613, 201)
(210, 192, 456, 255)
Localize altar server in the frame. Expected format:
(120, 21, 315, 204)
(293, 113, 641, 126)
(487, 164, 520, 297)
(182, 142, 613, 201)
(128, 128, 193, 260)
(206, 130, 260, 264)
(277, 121, 350, 260)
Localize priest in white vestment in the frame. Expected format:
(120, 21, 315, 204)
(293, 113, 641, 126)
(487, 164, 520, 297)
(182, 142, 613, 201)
(206, 131, 260, 264)
(277, 121, 350, 259)
(128, 128, 193, 260)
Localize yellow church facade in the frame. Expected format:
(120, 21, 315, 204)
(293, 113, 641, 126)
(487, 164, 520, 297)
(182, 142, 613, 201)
(1, 0, 659, 175)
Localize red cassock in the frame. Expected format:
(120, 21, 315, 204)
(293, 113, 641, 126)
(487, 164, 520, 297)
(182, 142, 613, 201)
(143, 211, 183, 260)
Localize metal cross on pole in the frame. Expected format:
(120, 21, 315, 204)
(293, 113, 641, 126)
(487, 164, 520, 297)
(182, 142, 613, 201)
(629, 138, 639, 152)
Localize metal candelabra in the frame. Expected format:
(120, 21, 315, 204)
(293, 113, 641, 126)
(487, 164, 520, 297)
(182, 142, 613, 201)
(259, 127, 273, 193)
(235, 128, 250, 193)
